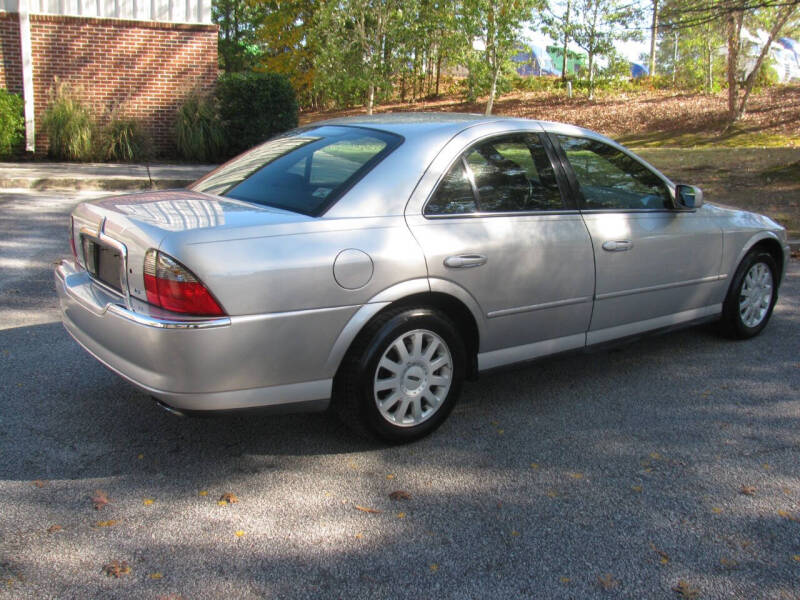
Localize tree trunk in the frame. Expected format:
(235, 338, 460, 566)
(726, 9, 743, 121)
(367, 82, 374, 114)
(735, 5, 795, 121)
(435, 52, 442, 97)
(648, 0, 658, 77)
(561, 0, 571, 81)
(705, 33, 712, 94)
(588, 52, 595, 100)
(672, 31, 678, 85)
(485, 64, 500, 115)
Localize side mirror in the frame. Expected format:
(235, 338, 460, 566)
(674, 184, 703, 210)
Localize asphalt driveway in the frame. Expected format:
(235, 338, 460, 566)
(1, 190, 798, 599)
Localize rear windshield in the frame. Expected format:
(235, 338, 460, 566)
(189, 125, 403, 216)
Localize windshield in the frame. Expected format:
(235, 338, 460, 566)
(189, 125, 403, 216)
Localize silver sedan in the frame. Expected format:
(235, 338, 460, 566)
(55, 114, 789, 441)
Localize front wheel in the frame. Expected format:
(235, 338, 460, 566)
(719, 250, 779, 339)
(334, 307, 466, 443)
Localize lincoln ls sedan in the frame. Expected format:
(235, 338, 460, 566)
(55, 114, 789, 441)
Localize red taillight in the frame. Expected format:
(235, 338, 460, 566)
(69, 216, 77, 260)
(143, 250, 225, 316)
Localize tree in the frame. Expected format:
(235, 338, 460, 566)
(648, 0, 659, 76)
(213, 0, 269, 72)
(462, 0, 542, 115)
(570, 0, 641, 99)
(540, 0, 576, 81)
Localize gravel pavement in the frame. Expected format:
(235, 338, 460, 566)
(1, 190, 798, 599)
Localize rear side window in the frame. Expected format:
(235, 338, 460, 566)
(190, 126, 402, 216)
(424, 133, 563, 216)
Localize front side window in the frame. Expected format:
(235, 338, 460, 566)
(190, 126, 402, 216)
(424, 133, 563, 216)
(556, 135, 671, 210)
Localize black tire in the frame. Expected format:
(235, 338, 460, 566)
(333, 306, 466, 443)
(719, 250, 779, 339)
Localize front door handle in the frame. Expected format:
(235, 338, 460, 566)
(444, 254, 488, 268)
(602, 240, 633, 252)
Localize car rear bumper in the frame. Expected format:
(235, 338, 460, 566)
(54, 259, 357, 412)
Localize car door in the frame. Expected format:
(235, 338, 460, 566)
(548, 129, 725, 344)
(406, 131, 595, 370)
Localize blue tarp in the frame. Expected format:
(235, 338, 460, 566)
(630, 63, 649, 78)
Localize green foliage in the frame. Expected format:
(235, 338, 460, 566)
(42, 81, 95, 161)
(216, 72, 298, 157)
(212, 0, 269, 72)
(174, 92, 225, 162)
(0, 88, 24, 157)
(100, 117, 152, 162)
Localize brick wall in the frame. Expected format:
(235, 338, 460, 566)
(0, 12, 218, 156)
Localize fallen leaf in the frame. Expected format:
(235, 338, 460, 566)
(632, 485, 643, 493)
(149, 572, 163, 579)
(92, 490, 110, 510)
(46, 524, 63, 533)
(102, 560, 131, 578)
(95, 520, 118, 528)
(651, 544, 670, 564)
(386, 474, 395, 480)
(198, 490, 208, 496)
(672, 580, 700, 599)
(219, 492, 239, 504)
(782, 487, 792, 496)
(597, 573, 619, 590)
(650, 452, 661, 459)
(511, 530, 520, 537)
(355, 533, 364, 539)
(568, 472, 584, 480)
(762, 463, 771, 470)
(235, 530, 245, 537)
(792, 554, 800, 562)
(739, 485, 756, 496)
(530, 462, 540, 469)
(711, 507, 723, 514)
(355, 505, 381, 514)
(560, 577, 571, 584)
(777, 509, 798, 522)
(143, 498, 154, 506)
(33, 480, 46, 488)
(137, 454, 144, 460)
(497, 429, 504, 435)
(546, 489, 558, 498)
(389, 490, 411, 501)
(720, 557, 738, 570)
(397, 512, 406, 519)
(429, 563, 438, 572)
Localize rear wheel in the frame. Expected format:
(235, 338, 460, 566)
(720, 250, 778, 339)
(334, 307, 466, 442)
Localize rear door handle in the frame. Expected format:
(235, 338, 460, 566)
(444, 254, 488, 268)
(602, 240, 633, 252)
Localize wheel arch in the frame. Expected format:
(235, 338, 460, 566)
(730, 232, 786, 288)
(325, 279, 484, 380)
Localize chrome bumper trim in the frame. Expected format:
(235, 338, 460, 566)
(56, 260, 230, 330)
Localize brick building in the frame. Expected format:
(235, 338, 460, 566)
(0, 0, 218, 156)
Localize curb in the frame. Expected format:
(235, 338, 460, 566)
(0, 177, 195, 191)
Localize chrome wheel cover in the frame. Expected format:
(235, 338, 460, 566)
(373, 329, 453, 427)
(739, 262, 773, 328)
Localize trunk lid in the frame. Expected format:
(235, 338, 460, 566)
(71, 190, 311, 303)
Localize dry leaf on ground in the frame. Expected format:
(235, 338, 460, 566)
(95, 520, 118, 528)
(219, 492, 239, 504)
(597, 573, 619, 590)
(672, 580, 701, 599)
(33, 480, 46, 488)
(355, 505, 381, 514)
(389, 490, 411, 501)
(92, 490, 110, 510)
(739, 485, 756, 496)
(650, 544, 670, 564)
(102, 560, 130, 578)
(46, 524, 62, 533)
(777, 509, 798, 522)
(149, 572, 163, 579)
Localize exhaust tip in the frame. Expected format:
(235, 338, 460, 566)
(152, 398, 186, 418)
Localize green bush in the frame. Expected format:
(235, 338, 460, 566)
(0, 88, 24, 157)
(42, 81, 95, 161)
(174, 92, 225, 162)
(100, 117, 152, 162)
(216, 72, 298, 157)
